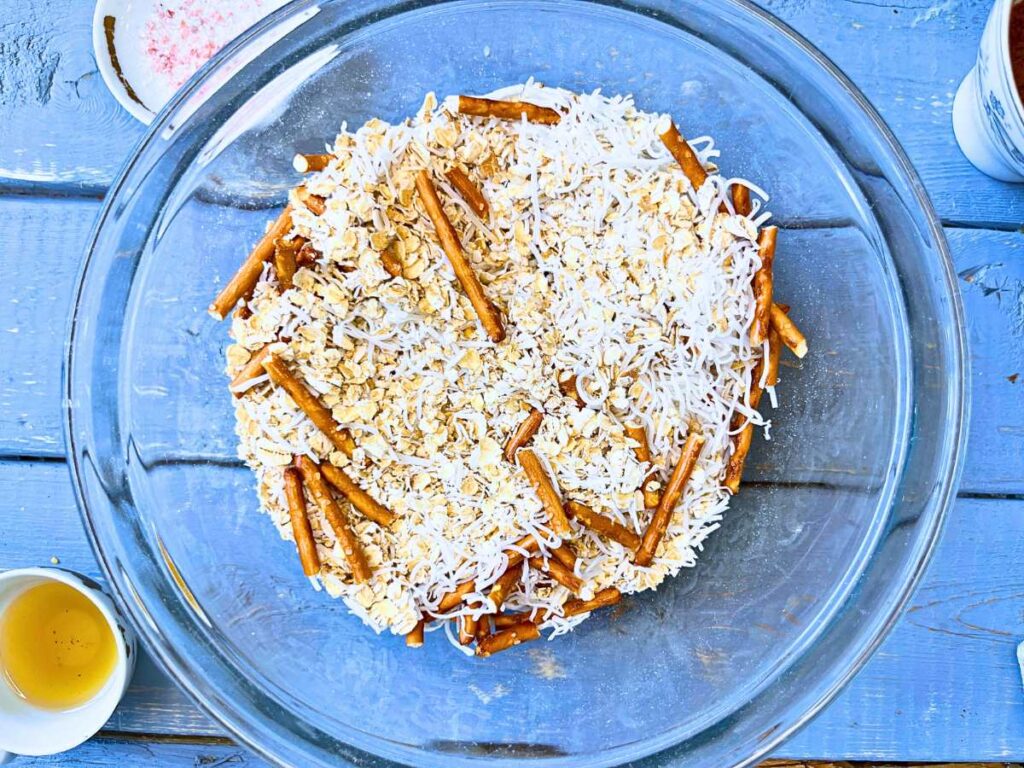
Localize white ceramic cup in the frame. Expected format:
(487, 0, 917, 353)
(953, 0, 1024, 181)
(0, 568, 137, 763)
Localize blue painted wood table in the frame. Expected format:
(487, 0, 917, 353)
(2, 0, 1023, 765)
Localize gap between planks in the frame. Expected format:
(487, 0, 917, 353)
(3, 180, 1018, 235)
(84, 733, 1024, 768)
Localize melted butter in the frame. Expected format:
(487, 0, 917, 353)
(0, 581, 117, 710)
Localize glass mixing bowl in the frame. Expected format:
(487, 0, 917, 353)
(65, 1, 967, 766)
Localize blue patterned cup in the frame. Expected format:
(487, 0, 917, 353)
(953, 0, 1024, 181)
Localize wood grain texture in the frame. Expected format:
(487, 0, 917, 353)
(0, 194, 1016, 494)
(951, 229, 1024, 493)
(15, 745, 1020, 768)
(766, 0, 1023, 228)
(0, 0, 1017, 228)
(3, 459, 1024, 760)
(0, 459, 220, 737)
(0, 1, 143, 192)
(17, 736, 266, 767)
(2, 0, 1024, 761)
(0, 196, 99, 458)
(783, 499, 1024, 761)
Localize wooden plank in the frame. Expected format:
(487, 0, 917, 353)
(0, 458, 220, 737)
(0, 1, 142, 192)
(0, 0, 1018, 229)
(3, 458, 1024, 760)
(769, 0, 1024, 228)
(0, 194, 1015, 494)
(783, 496, 1024, 761)
(17, 736, 267, 767)
(0, 197, 100, 457)
(949, 229, 1024, 494)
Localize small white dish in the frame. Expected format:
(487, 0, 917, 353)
(0, 568, 137, 762)
(92, 0, 160, 124)
(92, 0, 295, 125)
(953, 0, 1024, 181)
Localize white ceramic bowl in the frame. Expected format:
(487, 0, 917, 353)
(0, 568, 137, 761)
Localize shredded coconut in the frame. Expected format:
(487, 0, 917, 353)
(224, 83, 775, 645)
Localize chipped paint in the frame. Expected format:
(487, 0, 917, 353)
(912, 0, 956, 28)
(0, 31, 61, 105)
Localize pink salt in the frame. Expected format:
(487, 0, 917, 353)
(142, 0, 284, 89)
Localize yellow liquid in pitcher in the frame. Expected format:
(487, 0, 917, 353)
(0, 581, 117, 710)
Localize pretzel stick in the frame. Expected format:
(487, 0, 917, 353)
(562, 587, 621, 617)
(294, 185, 326, 216)
(657, 117, 707, 191)
(724, 423, 754, 495)
(504, 533, 542, 569)
(557, 373, 586, 406)
(233, 281, 257, 320)
(261, 356, 358, 457)
(517, 448, 571, 536)
(552, 544, 577, 570)
(274, 235, 301, 290)
(476, 621, 541, 657)
(503, 408, 544, 462)
(487, 564, 523, 611)
(624, 423, 662, 509)
(476, 616, 492, 643)
(731, 184, 752, 216)
(749, 226, 777, 346)
(293, 153, 331, 173)
(415, 170, 506, 343)
(770, 303, 808, 358)
(748, 348, 767, 411)
(635, 431, 705, 566)
(380, 240, 403, 278)
(724, 349, 767, 494)
(459, 614, 479, 646)
(406, 620, 425, 648)
(295, 456, 371, 582)
(283, 465, 321, 577)
(766, 326, 782, 387)
(296, 241, 319, 267)
(437, 579, 476, 612)
(498, 586, 622, 628)
(565, 500, 641, 550)
(319, 463, 394, 528)
(445, 167, 489, 217)
(209, 205, 293, 319)
(437, 534, 539, 611)
(528, 555, 583, 594)
(625, 424, 652, 464)
(493, 612, 529, 629)
(458, 95, 560, 125)
(230, 344, 272, 396)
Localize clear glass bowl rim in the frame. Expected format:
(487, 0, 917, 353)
(63, 0, 970, 766)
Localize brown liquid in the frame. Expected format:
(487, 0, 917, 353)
(1011, 1, 1024, 103)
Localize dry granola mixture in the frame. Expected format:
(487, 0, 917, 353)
(223, 84, 774, 647)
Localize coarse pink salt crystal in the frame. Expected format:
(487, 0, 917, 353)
(142, 0, 287, 90)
